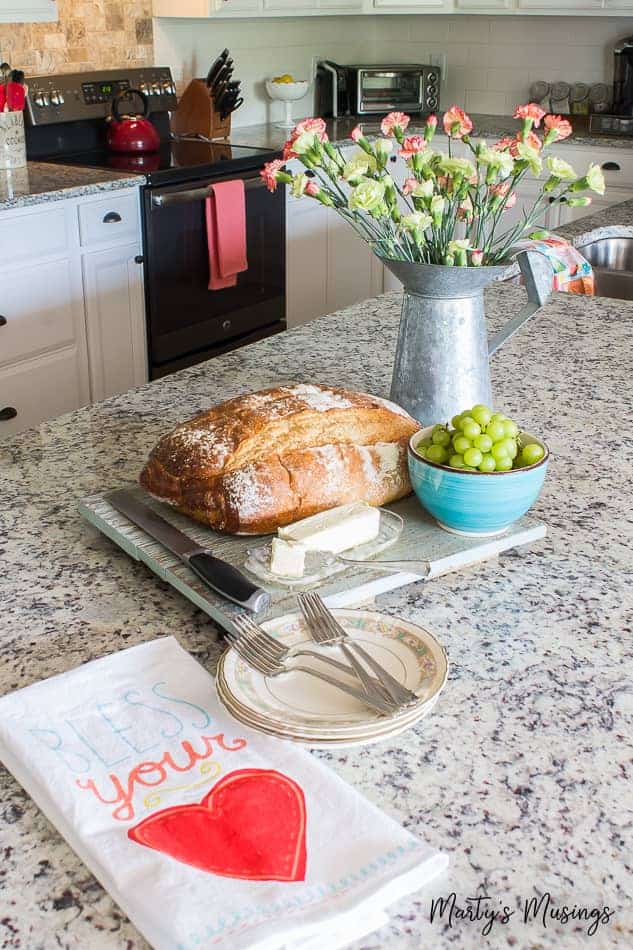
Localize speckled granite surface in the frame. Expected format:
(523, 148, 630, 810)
(0, 162, 143, 212)
(1, 280, 632, 948)
(232, 112, 633, 152)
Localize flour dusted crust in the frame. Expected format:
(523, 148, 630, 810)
(140, 384, 418, 534)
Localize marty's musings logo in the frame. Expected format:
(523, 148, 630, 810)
(429, 892, 614, 938)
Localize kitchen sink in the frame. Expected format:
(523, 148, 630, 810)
(576, 236, 633, 301)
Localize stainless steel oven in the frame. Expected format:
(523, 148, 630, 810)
(144, 168, 285, 379)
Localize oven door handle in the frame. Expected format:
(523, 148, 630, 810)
(151, 176, 266, 209)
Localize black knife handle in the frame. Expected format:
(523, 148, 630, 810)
(187, 552, 270, 613)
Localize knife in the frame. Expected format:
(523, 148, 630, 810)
(221, 94, 243, 120)
(108, 489, 271, 614)
(206, 48, 229, 89)
(211, 62, 233, 96)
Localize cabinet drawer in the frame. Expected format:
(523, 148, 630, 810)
(561, 145, 633, 188)
(78, 191, 139, 247)
(0, 348, 89, 439)
(0, 258, 82, 367)
(0, 205, 69, 270)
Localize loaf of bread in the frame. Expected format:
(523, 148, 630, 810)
(140, 383, 418, 534)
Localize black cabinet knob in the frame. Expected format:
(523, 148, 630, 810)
(389, 155, 397, 163)
(0, 315, 6, 327)
(0, 407, 17, 421)
(103, 211, 122, 223)
(601, 161, 621, 171)
(222, 319, 232, 331)
(134, 254, 144, 264)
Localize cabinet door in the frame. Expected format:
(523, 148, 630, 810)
(455, 0, 512, 8)
(82, 244, 147, 402)
(286, 199, 329, 327)
(262, 0, 315, 8)
(603, 1, 633, 8)
(326, 213, 383, 314)
(557, 188, 633, 227)
(0, 0, 57, 22)
(517, 0, 601, 8)
(374, 0, 447, 6)
(0, 348, 89, 439)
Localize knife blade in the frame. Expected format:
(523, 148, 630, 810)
(210, 61, 233, 95)
(108, 489, 271, 614)
(221, 94, 243, 120)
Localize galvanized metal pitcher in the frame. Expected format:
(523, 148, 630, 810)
(382, 250, 554, 425)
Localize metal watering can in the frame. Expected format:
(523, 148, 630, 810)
(383, 250, 554, 425)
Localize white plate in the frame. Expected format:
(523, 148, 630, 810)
(216, 609, 448, 744)
(242, 508, 403, 590)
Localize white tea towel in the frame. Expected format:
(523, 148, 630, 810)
(0, 636, 447, 949)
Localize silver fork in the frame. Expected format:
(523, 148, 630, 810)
(298, 592, 420, 708)
(224, 623, 396, 717)
(232, 615, 395, 713)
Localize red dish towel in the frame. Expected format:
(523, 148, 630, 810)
(205, 179, 248, 291)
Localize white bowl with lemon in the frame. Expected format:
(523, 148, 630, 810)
(266, 74, 310, 129)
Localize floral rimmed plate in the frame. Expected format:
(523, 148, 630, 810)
(242, 508, 404, 590)
(216, 608, 448, 745)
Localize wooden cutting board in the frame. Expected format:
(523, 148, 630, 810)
(79, 486, 546, 630)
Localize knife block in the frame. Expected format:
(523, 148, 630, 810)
(172, 79, 232, 141)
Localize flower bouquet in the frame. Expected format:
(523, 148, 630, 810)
(260, 105, 605, 267)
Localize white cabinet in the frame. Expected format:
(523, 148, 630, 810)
(0, 187, 146, 440)
(82, 245, 147, 403)
(286, 200, 329, 327)
(603, 0, 633, 7)
(455, 0, 511, 7)
(0, 0, 57, 22)
(374, 0, 447, 7)
(517, 0, 601, 7)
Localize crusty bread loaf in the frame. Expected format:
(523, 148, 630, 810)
(140, 383, 418, 534)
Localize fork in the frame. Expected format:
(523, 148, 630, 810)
(224, 623, 397, 717)
(298, 592, 420, 708)
(232, 614, 395, 713)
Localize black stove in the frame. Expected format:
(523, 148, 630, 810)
(39, 137, 279, 186)
(25, 67, 285, 379)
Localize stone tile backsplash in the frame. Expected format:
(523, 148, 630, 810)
(0, 0, 153, 75)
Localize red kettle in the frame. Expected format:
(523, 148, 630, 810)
(107, 89, 160, 153)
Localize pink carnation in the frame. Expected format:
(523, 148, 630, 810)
(543, 114, 572, 141)
(426, 114, 438, 129)
(513, 103, 546, 127)
(490, 182, 511, 197)
(292, 117, 328, 142)
(509, 131, 542, 156)
(305, 180, 320, 197)
(403, 177, 419, 195)
(282, 139, 297, 161)
(442, 106, 473, 139)
(399, 135, 427, 160)
(505, 191, 518, 209)
(492, 136, 515, 151)
(471, 249, 483, 266)
(260, 158, 286, 193)
(380, 111, 410, 137)
(350, 125, 363, 143)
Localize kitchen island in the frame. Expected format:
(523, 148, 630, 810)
(1, 278, 632, 948)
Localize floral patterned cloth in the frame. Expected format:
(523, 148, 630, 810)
(514, 234, 595, 295)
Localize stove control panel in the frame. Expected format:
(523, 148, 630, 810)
(25, 68, 178, 126)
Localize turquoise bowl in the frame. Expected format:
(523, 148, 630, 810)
(408, 426, 549, 537)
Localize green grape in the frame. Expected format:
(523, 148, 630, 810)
(471, 404, 492, 427)
(500, 438, 518, 460)
(485, 420, 505, 442)
(419, 437, 432, 448)
(495, 456, 513, 471)
(449, 453, 465, 468)
(453, 435, 472, 455)
(462, 419, 481, 440)
(490, 412, 506, 423)
(463, 447, 483, 467)
(478, 454, 496, 473)
(427, 444, 449, 464)
(502, 419, 519, 439)
(473, 433, 492, 453)
(521, 443, 545, 465)
(451, 414, 464, 429)
(417, 446, 427, 458)
(432, 428, 451, 447)
(491, 442, 510, 462)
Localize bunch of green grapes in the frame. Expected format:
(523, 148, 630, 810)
(416, 404, 545, 473)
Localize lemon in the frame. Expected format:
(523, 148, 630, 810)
(273, 74, 295, 84)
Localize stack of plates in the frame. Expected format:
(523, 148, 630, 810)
(216, 609, 449, 747)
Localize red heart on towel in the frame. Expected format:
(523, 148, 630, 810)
(128, 768, 307, 882)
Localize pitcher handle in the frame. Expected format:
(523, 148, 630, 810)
(488, 249, 554, 358)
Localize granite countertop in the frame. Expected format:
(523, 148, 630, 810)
(0, 161, 144, 212)
(232, 112, 633, 152)
(1, 274, 633, 947)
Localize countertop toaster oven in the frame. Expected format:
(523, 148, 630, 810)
(315, 61, 440, 117)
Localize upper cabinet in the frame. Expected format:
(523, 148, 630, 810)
(153, 0, 633, 15)
(0, 0, 57, 22)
